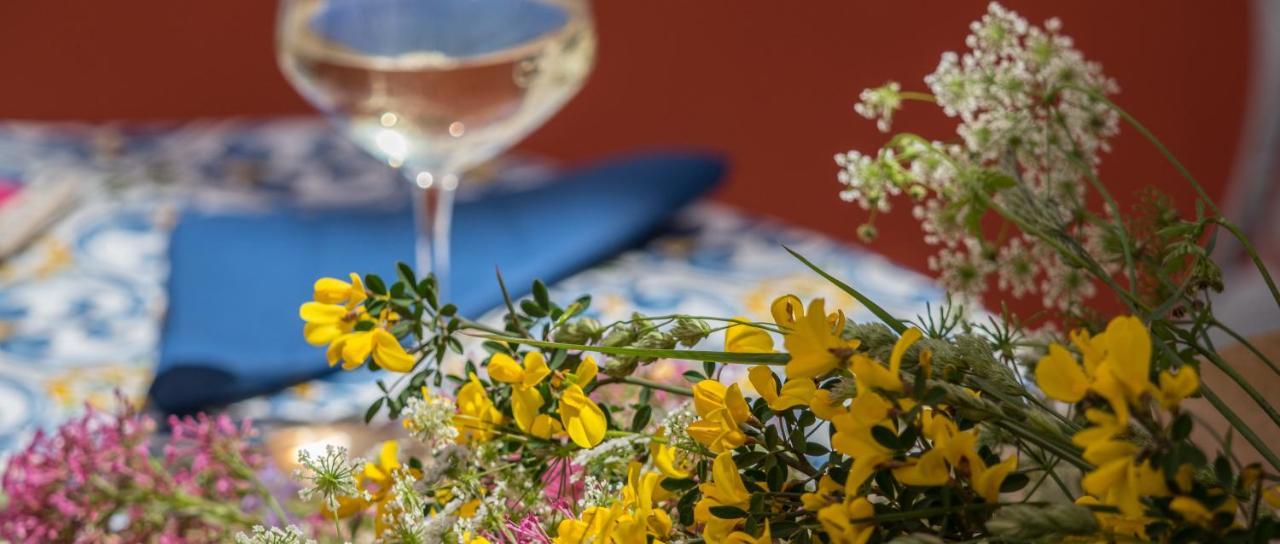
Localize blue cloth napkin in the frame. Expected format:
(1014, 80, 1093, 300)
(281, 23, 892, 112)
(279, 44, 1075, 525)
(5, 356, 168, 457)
(151, 153, 724, 414)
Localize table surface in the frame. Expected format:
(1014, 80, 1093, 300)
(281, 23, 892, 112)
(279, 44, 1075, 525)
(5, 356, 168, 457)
(0, 119, 941, 459)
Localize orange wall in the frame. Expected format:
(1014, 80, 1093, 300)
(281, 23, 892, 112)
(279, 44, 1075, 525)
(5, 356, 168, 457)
(0, 1, 1252, 309)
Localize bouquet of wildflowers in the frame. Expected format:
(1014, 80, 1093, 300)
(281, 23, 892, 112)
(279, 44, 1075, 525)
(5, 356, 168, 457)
(271, 3, 1280, 543)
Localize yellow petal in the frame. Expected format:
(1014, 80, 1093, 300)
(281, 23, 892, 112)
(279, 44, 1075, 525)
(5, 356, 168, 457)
(340, 331, 374, 370)
(973, 453, 1017, 502)
(891, 447, 950, 487)
(711, 451, 751, 504)
(1157, 367, 1199, 409)
(303, 322, 341, 346)
(1103, 315, 1152, 397)
(889, 327, 923, 374)
(693, 380, 728, 418)
(774, 376, 817, 410)
(371, 328, 415, 372)
(487, 353, 524, 383)
(747, 365, 780, 405)
(724, 383, 751, 424)
(573, 356, 599, 387)
(810, 389, 845, 420)
(726, 318, 775, 353)
(299, 301, 346, 324)
(313, 277, 353, 304)
(511, 385, 545, 434)
(560, 385, 606, 448)
(522, 351, 551, 388)
(1034, 344, 1089, 403)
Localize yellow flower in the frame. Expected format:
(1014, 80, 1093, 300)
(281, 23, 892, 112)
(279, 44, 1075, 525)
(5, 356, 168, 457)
(695, 451, 752, 543)
(891, 447, 950, 487)
(688, 380, 751, 453)
(725, 521, 771, 544)
(725, 317, 775, 353)
(851, 327, 922, 395)
(772, 295, 861, 380)
(300, 302, 359, 346)
(1075, 496, 1150, 540)
(1034, 316, 1156, 424)
(816, 496, 876, 544)
(1071, 408, 1169, 517)
(555, 465, 672, 544)
(830, 392, 894, 495)
(300, 273, 366, 345)
(1264, 485, 1280, 509)
(802, 474, 843, 511)
(1155, 366, 1199, 410)
(464, 534, 491, 544)
(748, 365, 816, 410)
(971, 453, 1018, 503)
(650, 428, 690, 479)
(1034, 343, 1090, 403)
(559, 384, 607, 448)
(810, 389, 846, 420)
(488, 351, 561, 439)
(488, 351, 551, 388)
(325, 328, 416, 372)
(314, 273, 367, 305)
(455, 373, 503, 443)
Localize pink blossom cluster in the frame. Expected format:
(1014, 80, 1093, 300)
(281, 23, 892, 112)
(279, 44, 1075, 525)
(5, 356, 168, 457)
(0, 402, 266, 543)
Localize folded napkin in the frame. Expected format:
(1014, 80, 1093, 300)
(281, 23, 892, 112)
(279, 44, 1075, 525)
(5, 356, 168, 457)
(151, 153, 723, 414)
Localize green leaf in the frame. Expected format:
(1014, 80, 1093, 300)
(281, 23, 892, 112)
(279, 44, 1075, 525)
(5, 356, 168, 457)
(1171, 413, 1193, 441)
(783, 246, 906, 333)
(766, 463, 786, 492)
(364, 398, 385, 423)
(805, 442, 830, 456)
(520, 299, 547, 317)
(396, 262, 417, 289)
(733, 451, 767, 468)
(660, 478, 697, 492)
(439, 303, 457, 317)
(703, 361, 716, 377)
(630, 405, 652, 432)
(365, 274, 387, 295)
(709, 506, 748, 519)
(532, 280, 550, 309)
(683, 371, 705, 384)
(999, 472, 1030, 492)
(677, 488, 698, 526)
(871, 426, 900, 450)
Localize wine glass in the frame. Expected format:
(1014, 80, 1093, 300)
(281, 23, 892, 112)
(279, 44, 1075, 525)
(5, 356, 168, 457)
(276, 0, 596, 293)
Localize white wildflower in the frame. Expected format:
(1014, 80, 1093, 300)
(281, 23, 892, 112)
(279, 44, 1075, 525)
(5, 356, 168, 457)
(402, 391, 459, 452)
(995, 236, 1038, 298)
(854, 81, 904, 132)
(234, 525, 316, 544)
(293, 444, 364, 512)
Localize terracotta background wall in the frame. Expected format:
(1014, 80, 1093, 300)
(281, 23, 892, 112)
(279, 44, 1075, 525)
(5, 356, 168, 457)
(0, 1, 1253, 310)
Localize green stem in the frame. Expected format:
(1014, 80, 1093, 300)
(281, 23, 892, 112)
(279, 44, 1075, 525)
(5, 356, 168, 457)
(594, 375, 694, 397)
(1056, 120, 1138, 292)
(1213, 218, 1280, 310)
(1062, 85, 1222, 217)
(783, 245, 908, 334)
(467, 333, 791, 365)
(1166, 324, 1280, 437)
(1211, 319, 1280, 378)
(1199, 382, 1280, 471)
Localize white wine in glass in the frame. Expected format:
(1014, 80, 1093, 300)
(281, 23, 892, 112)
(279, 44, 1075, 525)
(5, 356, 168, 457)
(277, 0, 596, 292)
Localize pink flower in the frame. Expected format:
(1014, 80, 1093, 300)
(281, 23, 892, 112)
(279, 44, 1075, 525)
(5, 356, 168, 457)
(540, 456, 584, 508)
(0, 399, 270, 543)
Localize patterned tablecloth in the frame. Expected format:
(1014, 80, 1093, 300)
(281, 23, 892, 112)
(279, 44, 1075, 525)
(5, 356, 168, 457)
(0, 120, 941, 459)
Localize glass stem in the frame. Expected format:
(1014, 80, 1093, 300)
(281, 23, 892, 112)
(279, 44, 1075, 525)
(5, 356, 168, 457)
(410, 176, 456, 298)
